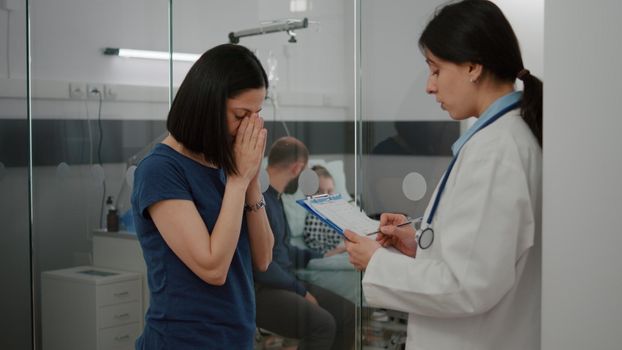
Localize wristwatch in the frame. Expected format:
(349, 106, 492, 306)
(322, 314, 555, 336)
(244, 196, 266, 212)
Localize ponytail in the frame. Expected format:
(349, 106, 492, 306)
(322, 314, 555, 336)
(519, 72, 543, 147)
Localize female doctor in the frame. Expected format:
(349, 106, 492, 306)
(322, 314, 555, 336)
(344, 1, 543, 349)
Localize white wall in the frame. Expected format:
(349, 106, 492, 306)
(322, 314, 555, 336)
(0, 0, 545, 122)
(542, 1, 622, 349)
(0, 0, 353, 121)
(0, 0, 26, 79)
(361, 0, 446, 121)
(493, 0, 544, 78)
(360, 0, 544, 122)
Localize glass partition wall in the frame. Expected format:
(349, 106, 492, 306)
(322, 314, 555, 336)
(10, 0, 460, 348)
(0, 0, 32, 349)
(171, 1, 361, 349)
(29, 0, 170, 349)
(357, 0, 459, 348)
(21, 0, 361, 349)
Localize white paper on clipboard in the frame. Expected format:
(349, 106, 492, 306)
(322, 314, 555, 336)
(296, 193, 380, 236)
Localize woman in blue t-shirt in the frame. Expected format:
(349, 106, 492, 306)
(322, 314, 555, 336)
(131, 44, 274, 349)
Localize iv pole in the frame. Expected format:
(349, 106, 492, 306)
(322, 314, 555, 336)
(229, 18, 309, 44)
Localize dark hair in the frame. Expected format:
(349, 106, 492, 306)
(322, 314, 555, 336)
(419, 0, 543, 146)
(166, 44, 269, 175)
(311, 165, 333, 179)
(267, 136, 309, 168)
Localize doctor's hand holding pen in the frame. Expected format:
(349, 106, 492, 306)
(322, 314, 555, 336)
(376, 213, 418, 258)
(344, 213, 418, 271)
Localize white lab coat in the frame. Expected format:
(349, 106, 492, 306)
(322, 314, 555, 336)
(363, 109, 542, 350)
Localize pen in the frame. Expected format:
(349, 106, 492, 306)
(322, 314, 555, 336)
(366, 216, 423, 236)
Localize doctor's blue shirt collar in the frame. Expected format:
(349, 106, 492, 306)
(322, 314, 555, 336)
(451, 91, 522, 156)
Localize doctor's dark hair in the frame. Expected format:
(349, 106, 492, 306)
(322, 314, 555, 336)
(166, 44, 269, 175)
(419, 0, 543, 146)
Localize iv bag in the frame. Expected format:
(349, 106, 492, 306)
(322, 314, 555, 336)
(267, 50, 279, 89)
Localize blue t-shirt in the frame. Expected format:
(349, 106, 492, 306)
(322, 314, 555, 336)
(131, 143, 255, 350)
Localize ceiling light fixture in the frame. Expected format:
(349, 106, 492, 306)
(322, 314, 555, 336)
(102, 47, 200, 62)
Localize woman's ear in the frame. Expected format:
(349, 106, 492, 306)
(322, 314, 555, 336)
(467, 62, 484, 83)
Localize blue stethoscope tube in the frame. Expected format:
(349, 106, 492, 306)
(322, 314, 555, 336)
(417, 101, 521, 250)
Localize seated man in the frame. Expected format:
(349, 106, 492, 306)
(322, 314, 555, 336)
(255, 136, 355, 350)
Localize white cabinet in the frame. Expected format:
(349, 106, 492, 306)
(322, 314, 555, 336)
(92, 231, 149, 313)
(42, 266, 142, 350)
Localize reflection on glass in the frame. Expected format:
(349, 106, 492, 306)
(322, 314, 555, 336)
(358, 0, 461, 348)
(30, 0, 169, 348)
(14, 0, 365, 348)
(55, 162, 70, 179)
(261, 136, 356, 350)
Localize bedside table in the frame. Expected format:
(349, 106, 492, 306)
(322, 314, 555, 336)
(42, 266, 142, 350)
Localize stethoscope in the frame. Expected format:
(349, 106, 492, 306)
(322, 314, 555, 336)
(416, 100, 521, 250)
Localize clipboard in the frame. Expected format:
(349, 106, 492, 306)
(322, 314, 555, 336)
(296, 193, 380, 236)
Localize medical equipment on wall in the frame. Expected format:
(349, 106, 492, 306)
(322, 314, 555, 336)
(265, 50, 290, 137)
(228, 17, 320, 141)
(229, 18, 309, 44)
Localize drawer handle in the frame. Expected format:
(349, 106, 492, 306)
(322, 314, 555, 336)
(114, 313, 130, 319)
(115, 334, 130, 341)
(113, 291, 129, 297)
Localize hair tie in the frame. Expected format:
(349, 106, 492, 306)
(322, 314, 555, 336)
(517, 68, 530, 80)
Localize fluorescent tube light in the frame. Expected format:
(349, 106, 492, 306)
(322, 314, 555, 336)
(103, 47, 200, 62)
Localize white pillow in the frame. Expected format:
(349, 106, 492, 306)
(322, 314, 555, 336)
(282, 191, 307, 240)
(308, 159, 351, 202)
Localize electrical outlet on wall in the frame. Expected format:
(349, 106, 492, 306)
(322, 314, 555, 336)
(87, 83, 104, 99)
(68, 83, 87, 99)
(103, 84, 117, 100)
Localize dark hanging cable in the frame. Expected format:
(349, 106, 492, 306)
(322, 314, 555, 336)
(93, 90, 107, 228)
